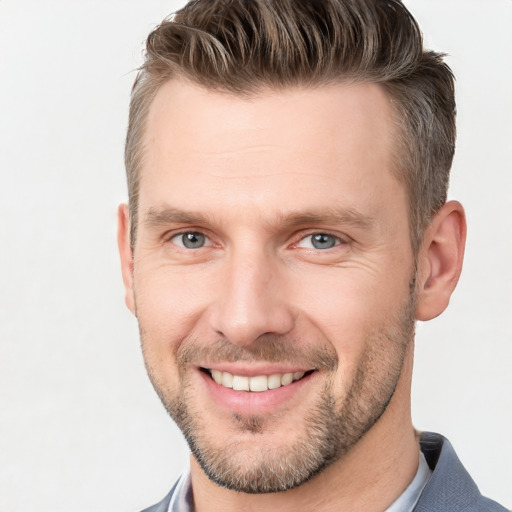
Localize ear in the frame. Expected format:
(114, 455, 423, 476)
(117, 203, 136, 315)
(415, 200, 467, 321)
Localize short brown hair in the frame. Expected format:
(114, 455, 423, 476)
(125, 0, 456, 253)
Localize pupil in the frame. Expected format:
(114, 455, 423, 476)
(312, 233, 335, 249)
(183, 232, 205, 248)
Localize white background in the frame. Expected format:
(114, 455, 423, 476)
(0, 1, 511, 511)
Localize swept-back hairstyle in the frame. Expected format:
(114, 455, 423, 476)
(125, 0, 456, 253)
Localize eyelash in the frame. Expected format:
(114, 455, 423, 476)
(168, 231, 213, 249)
(294, 232, 345, 250)
(166, 230, 347, 251)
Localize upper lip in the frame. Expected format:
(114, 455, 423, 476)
(199, 363, 314, 377)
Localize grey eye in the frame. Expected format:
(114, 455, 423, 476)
(172, 232, 208, 249)
(298, 233, 339, 250)
(312, 233, 337, 249)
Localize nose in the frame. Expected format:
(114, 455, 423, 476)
(209, 248, 295, 347)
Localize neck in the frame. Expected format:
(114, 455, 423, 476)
(191, 346, 418, 512)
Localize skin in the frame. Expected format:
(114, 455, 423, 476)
(118, 80, 466, 512)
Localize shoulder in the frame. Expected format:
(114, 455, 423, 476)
(140, 485, 176, 512)
(415, 432, 508, 512)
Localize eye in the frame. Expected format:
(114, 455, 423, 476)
(170, 232, 210, 249)
(297, 233, 341, 250)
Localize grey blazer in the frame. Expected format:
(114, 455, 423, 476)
(142, 432, 508, 512)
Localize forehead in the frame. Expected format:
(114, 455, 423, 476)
(144, 79, 396, 156)
(140, 80, 402, 222)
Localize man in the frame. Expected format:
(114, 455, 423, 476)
(117, 0, 507, 511)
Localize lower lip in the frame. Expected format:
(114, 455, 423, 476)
(199, 370, 316, 416)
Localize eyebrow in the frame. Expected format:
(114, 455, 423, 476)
(142, 205, 375, 231)
(144, 207, 214, 228)
(279, 208, 375, 230)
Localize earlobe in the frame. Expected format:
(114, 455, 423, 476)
(415, 201, 467, 321)
(117, 203, 136, 315)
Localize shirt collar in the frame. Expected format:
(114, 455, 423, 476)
(167, 450, 430, 512)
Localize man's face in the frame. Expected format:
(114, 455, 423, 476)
(126, 81, 417, 493)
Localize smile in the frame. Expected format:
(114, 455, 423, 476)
(205, 368, 311, 392)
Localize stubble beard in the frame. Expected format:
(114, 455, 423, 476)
(141, 288, 416, 494)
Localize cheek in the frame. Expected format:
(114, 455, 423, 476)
(134, 265, 215, 359)
(290, 265, 412, 372)
(293, 265, 401, 330)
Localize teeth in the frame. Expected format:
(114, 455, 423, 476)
(208, 369, 307, 392)
(249, 375, 268, 392)
(232, 375, 249, 391)
(268, 374, 282, 390)
(281, 373, 293, 386)
(211, 369, 222, 385)
(221, 372, 234, 388)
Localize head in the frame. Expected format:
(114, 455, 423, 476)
(119, 0, 465, 496)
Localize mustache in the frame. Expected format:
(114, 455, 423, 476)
(176, 335, 338, 371)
